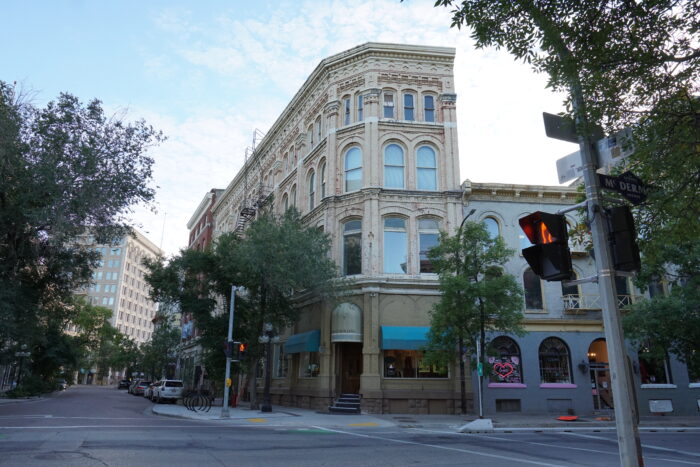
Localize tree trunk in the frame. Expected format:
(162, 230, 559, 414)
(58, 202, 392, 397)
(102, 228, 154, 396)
(247, 358, 258, 409)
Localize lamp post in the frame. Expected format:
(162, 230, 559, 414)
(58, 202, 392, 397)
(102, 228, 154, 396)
(14, 344, 30, 388)
(259, 323, 278, 413)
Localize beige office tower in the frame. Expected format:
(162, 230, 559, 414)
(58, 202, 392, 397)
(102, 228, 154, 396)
(78, 229, 163, 345)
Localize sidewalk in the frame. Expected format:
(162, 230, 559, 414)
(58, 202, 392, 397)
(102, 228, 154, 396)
(151, 400, 700, 433)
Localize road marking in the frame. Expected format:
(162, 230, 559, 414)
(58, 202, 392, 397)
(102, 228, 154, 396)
(562, 432, 700, 459)
(311, 426, 565, 467)
(247, 418, 267, 423)
(348, 422, 378, 427)
(0, 425, 225, 430)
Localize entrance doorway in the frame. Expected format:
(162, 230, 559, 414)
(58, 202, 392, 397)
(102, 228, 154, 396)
(336, 342, 362, 394)
(588, 339, 613, 410)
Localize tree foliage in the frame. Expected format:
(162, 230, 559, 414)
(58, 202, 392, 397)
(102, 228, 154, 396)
(140, 316, 180, 380)
(144, 208, 339, 389)
(435, 0, 699, 377)
(0, 81, 163, 379)
(424, 221, 525, 413)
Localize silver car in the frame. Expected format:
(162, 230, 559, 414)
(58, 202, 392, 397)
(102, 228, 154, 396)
(152, 380, 184, 403)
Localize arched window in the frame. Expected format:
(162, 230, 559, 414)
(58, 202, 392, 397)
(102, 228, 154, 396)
(290, 184, 297, 208)
(539, 337, 572, 384)
(283, 153, 288, 173)
(418, 218, 440, 273)
(343, 96, 351, 125)
(384, 144, 404, 189)
(483, 217, 500, 239)
(315, 116, 322, 142)
(307, 171, 316, 211)
(523, 268, 543, 310)
(383, 92, 395, 118)
(343, 220, 362, 276)
(384, 217, 407, 274)
(488, 336, 523, 384)
(416, 146, 437, 190)
(345, 147, 362, 192)
(424, 95, 435, 122)
(319, 161, 327, 199)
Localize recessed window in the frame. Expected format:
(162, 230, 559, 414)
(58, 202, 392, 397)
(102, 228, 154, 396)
(384, 144, 404, 189)
(489, 336, 523, 384)
(344, 147, 362, 192)
(424, 95, 435, 122)
(343, 220, 362, 276)
(523, 268, 543, 310)
(290, 185, 297, 208)
(384, 217, 407, 274)
(638, 343, 672, 384)
(418, 218, 440, 273)
(539, 337, 572, 384)
(357, 95, 363, 121)
(403, 93, 415, 121)
(343, 97, 351, 125)
(300, 352, 320, 377)
(416, 146, 437, 190)
(306, 172, 315, 211)
(308, 125, 314, 147)
(383, 92, 394, 118)
(483, 217, 500, 239)
(319, 161, 327, 199)
(315, 117, 322, 143)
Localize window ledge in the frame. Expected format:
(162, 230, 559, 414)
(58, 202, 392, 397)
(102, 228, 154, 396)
(539, 383, 577, 389)
(640, 384, 677, 389)
(488, 383, 526, 388)
(688, 383, 700, 389)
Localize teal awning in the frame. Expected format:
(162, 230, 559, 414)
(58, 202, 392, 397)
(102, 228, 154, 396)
(284, 329, 321, 354)
(380, 326, 430, 350)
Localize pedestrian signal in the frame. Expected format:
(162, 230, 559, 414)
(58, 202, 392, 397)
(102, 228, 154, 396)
(519, 212, 573, 281)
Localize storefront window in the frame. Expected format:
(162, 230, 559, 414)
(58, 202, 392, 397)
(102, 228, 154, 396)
(273, 343, 288, 378)
(300, 352, 320, 378)
(383, 350, 447, 378)
(638, 343, 672, 384)
(488, 336, 523, 384)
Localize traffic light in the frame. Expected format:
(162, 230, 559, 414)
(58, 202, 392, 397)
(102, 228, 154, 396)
(238, 343, 247, 360)
(231, 341, 242, 361)
(606, 206, 640, 272)
(519, 211, 573, 281)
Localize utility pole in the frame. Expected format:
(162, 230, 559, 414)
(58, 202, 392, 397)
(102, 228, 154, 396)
(221, 286, 236, 418)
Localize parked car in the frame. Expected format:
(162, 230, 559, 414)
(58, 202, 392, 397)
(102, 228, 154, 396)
(118, 379, 131, 390)
(132, 381, 151, 396)
(127, 380, 141, 394)
(56, 378, 68, 390)
(152, 380, 184, 403)
(144, 381, 160, 400)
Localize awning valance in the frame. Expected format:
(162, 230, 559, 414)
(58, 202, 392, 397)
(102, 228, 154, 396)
(380, 326, 430, 350)
(284, 329, 321, 354)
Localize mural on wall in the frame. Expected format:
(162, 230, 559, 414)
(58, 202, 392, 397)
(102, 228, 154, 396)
(489, 356, 522, 384)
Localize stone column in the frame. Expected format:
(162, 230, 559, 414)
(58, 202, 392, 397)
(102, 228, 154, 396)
(439, 93, 459, 191)
(324, 100, 340, 196)
(363, 89, 381, 189)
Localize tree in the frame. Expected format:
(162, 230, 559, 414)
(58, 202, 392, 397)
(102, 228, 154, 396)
(424, 221, 524, 415)
(140, 316, 180, 380)
(0, 81, 163, 380)
(434, 0, 700, 372)
(144, 208, 339, 408)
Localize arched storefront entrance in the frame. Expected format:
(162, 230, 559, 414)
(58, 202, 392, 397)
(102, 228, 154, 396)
(588, 338, 613, 410)
(331, 303, 363, 395)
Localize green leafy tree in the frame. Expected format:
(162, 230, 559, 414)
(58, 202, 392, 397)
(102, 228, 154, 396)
(0, 81, 163, 380)
(424, 221, 524, 415)
(140, 316, 180, 380)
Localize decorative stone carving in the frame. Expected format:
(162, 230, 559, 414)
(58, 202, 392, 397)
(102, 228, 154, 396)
(324, 100, 340, 116)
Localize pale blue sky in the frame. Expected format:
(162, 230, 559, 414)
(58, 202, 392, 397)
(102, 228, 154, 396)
(1, 0, 574, 255)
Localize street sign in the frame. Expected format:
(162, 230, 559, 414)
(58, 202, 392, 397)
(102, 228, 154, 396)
(543, 112, 578, 143)
(556, 150, 584, 184)
(596, 127, 634, 170)
(598, 171, 649, 205)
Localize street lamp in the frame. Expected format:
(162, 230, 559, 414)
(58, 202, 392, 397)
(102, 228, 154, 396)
(14, 344, 31, 387)
(259, 323, 278, 413)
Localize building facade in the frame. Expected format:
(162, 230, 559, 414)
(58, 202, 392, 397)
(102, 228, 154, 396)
(208, 42, 698, 415)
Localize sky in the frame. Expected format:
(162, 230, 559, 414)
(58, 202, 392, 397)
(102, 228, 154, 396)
(0, 0, 576, 256)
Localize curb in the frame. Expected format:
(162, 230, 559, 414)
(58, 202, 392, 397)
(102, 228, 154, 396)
(460, 426, 700, 434)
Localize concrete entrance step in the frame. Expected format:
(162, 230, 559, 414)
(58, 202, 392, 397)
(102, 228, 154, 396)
(329, 393, 361, 414)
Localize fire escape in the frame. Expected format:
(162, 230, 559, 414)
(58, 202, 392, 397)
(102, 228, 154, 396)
(234, 129, 270, 236)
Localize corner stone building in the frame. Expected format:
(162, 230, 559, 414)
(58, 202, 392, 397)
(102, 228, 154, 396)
(212, 43, 465, 413)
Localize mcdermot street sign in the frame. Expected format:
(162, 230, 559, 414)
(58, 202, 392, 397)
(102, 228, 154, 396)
(598, 171, 650, 205)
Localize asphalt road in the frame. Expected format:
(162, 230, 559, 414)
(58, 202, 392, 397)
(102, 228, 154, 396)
(0, 385, 699, 466)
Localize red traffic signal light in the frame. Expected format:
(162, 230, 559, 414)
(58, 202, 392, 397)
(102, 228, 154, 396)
(519, 212, 573, 281)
